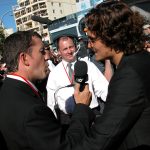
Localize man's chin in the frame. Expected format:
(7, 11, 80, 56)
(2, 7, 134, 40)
(39, 75, 48, 81)
(44, 70, 50, 78)
(68, 58, 76, 63)
(39, 70, 50, 80)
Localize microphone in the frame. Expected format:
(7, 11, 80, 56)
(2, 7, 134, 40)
(74, 61, 88, 92)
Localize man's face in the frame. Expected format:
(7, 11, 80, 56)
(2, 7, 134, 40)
(58, 38, 76, 63)
(86, 30, 114, 61)
(143, 27, 150, 35)
(26, 36, 50, 81)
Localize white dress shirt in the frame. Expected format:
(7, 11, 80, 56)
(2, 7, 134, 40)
(46, 59, 108, 116)
(48, 60, 55, 72)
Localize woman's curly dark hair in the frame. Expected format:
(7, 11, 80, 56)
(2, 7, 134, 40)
(84, 1, 146, 55)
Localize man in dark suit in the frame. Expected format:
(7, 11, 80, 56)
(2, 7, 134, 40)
(73, 1, 150, 150)
(0, 31, 93, 150)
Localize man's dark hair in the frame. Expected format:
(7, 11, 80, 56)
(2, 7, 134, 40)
(3, 31, 42, 72)
(84, 1, 146, 55)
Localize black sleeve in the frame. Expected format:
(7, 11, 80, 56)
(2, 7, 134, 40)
(25, 103, 94, 150)
(73, 65, 146, 150)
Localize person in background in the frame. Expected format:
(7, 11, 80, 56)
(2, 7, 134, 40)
(0, 31, 94, 150)
(143, 24, 150, 52)
(35, 41, 55, 103)
(51, 47, 62, 65)
(0, 62, 7, 82)
(143, 24, 150, 36)
(46, 35, 108, 124)
(43, 41, 55, 71)
(72, 1, 150, 150)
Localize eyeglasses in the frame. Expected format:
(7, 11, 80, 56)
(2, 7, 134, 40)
(88, 36, 100, 44)
(39, 47, 46, 55)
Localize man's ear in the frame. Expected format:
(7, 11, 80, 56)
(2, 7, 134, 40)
(58, 49, 61, 56)
(19, 52, 30, 66)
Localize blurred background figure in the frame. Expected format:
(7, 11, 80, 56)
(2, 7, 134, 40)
(43, 41, 55, 71)
(0, 61, 7, 82)
(143, 24, 150, 35)
(143, 24, 150, 52)
(35, 41, 57, 103)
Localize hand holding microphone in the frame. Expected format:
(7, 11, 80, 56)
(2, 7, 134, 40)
(74, 83, 92, 106)
(74, 61, 92, 106)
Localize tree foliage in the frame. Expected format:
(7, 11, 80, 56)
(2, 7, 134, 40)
(0, 28, 5, 59)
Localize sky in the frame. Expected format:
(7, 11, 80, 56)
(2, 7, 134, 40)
(0, 0, 17, 32)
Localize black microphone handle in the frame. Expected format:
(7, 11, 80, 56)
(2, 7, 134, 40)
(79, 83, 88, 92)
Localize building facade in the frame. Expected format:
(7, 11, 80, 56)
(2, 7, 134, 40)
(12, 0, 77, 42)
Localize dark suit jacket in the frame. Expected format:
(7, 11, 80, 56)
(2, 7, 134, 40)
(0, 77, 94, 150)
(74, 51, 150, 150)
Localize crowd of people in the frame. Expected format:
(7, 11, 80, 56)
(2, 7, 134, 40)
(0, 1, 150, 150)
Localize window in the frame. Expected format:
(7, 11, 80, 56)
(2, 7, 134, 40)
(53, 10, 55, 13)
(15, 12, 21, 18)
(16, 19, 22, 25)
(39, 2, 46, 9)
(25, 0, 30, 6)
(21, 10, 26, 15)
(26, 22, 32, 29)
(20, 2, 24, 7)
(27, 7, 31, 13)
(22, 17, 27, 23)
(40, 10, 48, 16)
(32, 4, 39, 11)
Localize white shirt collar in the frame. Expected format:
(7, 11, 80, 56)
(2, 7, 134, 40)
(7, 74, 38, 92)
(62, 59, 76, 69)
